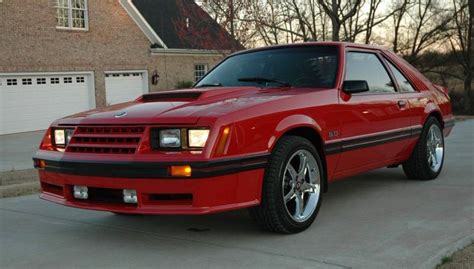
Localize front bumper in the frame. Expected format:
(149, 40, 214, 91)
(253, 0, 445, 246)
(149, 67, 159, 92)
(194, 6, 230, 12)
(34, 153, 268, 214)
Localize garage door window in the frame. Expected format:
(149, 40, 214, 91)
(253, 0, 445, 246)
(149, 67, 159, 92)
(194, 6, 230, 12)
(76, 77, 85, 83)
(51, 78, 60, 84)
(56, 0, 88, 30)
(22, 78, 32, 85)
(7, 79, 17, 86)
(37, 78, 46, 85)
(64, 77, 73, 83)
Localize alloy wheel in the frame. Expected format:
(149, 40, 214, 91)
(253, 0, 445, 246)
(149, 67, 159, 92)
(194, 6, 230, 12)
(281, 149, 321, 222)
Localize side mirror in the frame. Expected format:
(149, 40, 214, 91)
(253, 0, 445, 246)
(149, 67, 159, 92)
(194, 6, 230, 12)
(343, 80, 369, 94)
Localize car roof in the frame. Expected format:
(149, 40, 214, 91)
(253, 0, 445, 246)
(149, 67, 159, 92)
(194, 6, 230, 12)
(230, 42, 389, 57)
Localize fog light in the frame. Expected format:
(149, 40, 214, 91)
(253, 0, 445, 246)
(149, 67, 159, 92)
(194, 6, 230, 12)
(73, 185, 88, 200)
(123, 189, 138, 204)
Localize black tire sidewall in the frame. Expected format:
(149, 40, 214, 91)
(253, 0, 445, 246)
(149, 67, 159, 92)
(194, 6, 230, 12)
(269, 136, 324, 231)
(419, 118, 445, 178)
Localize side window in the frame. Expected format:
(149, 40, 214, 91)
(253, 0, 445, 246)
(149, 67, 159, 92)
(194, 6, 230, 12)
(345, 52, 396, 93)
(385, 60, 416, 92)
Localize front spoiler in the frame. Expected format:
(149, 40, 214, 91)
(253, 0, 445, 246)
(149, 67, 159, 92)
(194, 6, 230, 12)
(37, 167, 265, 215)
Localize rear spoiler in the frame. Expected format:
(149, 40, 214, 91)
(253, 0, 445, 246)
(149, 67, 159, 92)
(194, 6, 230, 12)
(433, 84, 450, 99)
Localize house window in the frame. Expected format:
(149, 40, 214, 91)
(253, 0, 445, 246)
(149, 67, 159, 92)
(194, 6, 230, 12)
(37, 78, 47, 85)
(76, 76, 85, 83)
(51, 78, 60, 84)
(194, 64, 208, 82)
(64, 77, 73, 83)
(7, 79, 18, 86)
(22, 78, 32, 85)
(56, 0, 88, 30)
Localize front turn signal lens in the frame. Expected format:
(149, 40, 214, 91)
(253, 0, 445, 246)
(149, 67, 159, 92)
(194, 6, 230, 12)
(36, 159, 46, 169)
(170, 165, 192, 177)
(215, 127, 231, 155)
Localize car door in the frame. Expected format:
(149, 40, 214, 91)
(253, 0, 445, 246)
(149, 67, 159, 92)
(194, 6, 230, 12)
(332, 50, 412, 176)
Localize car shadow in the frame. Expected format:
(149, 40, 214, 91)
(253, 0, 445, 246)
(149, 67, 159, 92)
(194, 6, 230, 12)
(87, 167, 420, 237)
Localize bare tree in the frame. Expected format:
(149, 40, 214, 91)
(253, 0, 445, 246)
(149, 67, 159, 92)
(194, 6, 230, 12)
(364, 0, 382, 43)
(317, 0, 362, 41)
(400, 0, 453, 63)
(199, 0, 258, 47)
(449, 0, 472, 110)
(391, 0, 412, 52)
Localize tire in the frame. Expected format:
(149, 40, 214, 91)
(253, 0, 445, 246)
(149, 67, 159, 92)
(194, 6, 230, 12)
(249, 135, 324, 234)
(402, 117, 444, 180)
(111, 212, 140, 216)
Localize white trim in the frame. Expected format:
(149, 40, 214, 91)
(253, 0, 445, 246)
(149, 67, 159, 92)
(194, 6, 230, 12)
(0, 71, 94, 77)
(0, 71, 96, 110)
(56, 26, 89, 32)
(119, 0, 167, 48)
(151, 48, 226, 57)
(104, 70, 149, 95)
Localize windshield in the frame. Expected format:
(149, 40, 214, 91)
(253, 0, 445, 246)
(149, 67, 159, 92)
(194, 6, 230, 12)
(195, 46, 339, 88)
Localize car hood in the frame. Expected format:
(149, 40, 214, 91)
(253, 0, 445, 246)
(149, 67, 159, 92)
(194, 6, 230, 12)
(57, 87, 296, 125)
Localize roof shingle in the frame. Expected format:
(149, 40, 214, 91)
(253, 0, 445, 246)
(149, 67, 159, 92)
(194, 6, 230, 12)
(132, 0, 244, 51)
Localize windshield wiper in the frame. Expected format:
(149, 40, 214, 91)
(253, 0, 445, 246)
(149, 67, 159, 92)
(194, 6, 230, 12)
(195, 83, 223, 88)
(238, 77, 291, 87)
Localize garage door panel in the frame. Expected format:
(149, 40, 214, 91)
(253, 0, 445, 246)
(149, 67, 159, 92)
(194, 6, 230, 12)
(105, 72, 146, 105)
(0, 73, 93, 135)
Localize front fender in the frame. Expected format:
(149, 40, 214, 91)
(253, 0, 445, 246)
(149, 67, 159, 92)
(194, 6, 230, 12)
(267, 114, 322, 150)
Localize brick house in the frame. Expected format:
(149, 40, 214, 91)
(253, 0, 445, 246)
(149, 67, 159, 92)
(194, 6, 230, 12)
(0, 0, 243, 135)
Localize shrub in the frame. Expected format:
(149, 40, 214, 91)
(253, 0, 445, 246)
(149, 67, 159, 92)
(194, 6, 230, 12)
(449, 91, 474, 115)
(175, 80, 194, 89)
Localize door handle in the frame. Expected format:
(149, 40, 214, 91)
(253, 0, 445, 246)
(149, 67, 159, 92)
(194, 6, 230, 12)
(397, 100, 407, 108)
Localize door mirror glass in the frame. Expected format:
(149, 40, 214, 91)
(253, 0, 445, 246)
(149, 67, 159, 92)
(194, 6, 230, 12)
(343, 80, 369, 93)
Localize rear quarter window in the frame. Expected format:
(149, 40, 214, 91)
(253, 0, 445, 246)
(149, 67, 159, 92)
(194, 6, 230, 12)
(385, 60, 417, 92)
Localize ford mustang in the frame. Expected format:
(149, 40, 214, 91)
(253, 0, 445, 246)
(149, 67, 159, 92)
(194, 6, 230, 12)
(33, 42, 454, 233)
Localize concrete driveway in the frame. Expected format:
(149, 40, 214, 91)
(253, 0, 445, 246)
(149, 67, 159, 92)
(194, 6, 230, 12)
(0, 120, 473, 269)
(0, 130, 45, 172)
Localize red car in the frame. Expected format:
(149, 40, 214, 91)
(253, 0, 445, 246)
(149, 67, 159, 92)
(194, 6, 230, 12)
(34, 42, 454, 233)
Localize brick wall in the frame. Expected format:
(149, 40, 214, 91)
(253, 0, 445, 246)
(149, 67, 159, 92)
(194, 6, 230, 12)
(0, 0, 224, 107)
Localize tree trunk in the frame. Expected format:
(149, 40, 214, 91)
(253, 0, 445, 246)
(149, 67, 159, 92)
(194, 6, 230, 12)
(332, 19, 340, 41)
(464, 74, 472, 113)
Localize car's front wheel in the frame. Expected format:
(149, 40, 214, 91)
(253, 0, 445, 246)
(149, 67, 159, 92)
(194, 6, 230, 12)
(402, 117, 445, 180)
(249, 136, 323, 234)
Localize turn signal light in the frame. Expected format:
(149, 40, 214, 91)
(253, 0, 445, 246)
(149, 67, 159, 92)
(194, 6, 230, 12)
(215, 127, 231, 155)
(36, 159, 46, 169)
(170, 165, 192, 177)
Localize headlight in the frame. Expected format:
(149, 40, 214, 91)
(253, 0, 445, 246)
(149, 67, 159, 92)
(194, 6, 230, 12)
(53, 128, 74, 147)
(159, 129, 181, 148)
(188, 129, 210, 148)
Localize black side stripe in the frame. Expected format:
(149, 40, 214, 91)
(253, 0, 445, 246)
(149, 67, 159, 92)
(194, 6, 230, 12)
(324, 127, 422, 155)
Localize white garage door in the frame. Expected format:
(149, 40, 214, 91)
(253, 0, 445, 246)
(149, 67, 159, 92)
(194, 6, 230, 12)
(105, 71, 148, 105)
(0, 73, 94, 135)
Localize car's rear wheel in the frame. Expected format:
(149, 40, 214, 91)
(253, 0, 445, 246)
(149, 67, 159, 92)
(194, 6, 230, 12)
(111, 212, 140, 216)
(249, 136, 323, 234)
(402, 117, 444, 180)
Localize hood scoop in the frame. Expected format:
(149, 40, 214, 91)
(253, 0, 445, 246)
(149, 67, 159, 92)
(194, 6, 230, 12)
(141, 91, 202, 102)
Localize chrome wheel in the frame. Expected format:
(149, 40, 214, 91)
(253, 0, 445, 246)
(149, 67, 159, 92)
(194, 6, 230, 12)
(426, 124, 444, 173)
(282, 149, 321, 222)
